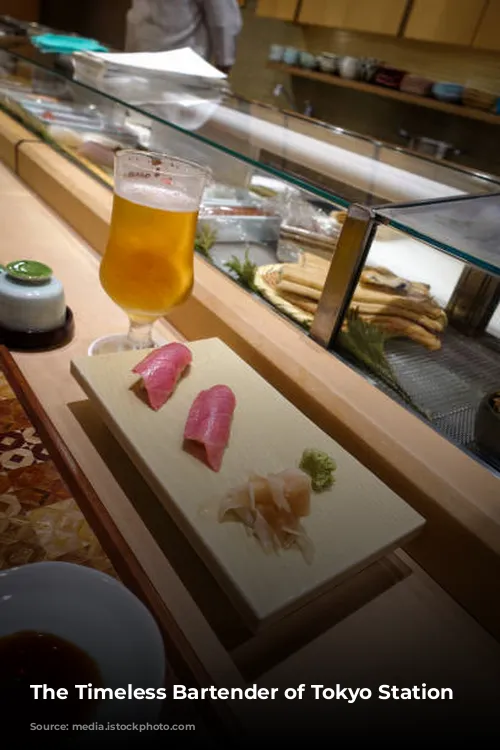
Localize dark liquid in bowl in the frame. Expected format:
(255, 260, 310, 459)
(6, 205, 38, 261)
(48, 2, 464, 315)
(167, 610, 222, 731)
(0, 631, 103, 724)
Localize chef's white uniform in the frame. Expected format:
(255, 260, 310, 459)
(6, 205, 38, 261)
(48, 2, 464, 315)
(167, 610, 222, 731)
(125, 0, 242, 68)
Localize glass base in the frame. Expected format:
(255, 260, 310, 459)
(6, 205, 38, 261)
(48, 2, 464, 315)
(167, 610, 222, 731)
(88, 332, 169, 356)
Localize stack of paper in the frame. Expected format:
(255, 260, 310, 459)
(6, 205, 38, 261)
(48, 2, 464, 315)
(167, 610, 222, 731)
(73, 47, 227, 91)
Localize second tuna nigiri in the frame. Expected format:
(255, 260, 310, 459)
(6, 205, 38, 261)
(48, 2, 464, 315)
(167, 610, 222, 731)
(133, 342, 192, 411)
(184, 384, 236, 471)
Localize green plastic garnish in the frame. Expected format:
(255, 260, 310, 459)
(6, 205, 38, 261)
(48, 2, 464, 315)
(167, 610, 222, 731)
(194, 224, 217, 261)
(299, 449, 337, 493)
(225, 250, 258, 293)
(339, 309, 429, 419)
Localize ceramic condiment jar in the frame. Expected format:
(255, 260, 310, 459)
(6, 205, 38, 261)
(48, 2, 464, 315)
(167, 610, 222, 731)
(0, 260, 66, 332)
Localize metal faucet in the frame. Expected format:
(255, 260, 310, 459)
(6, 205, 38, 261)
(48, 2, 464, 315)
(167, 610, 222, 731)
(272, 83, 313, 117)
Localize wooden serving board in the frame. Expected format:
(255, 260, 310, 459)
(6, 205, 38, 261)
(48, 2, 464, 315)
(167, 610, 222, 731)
(71, 338, 425, 629)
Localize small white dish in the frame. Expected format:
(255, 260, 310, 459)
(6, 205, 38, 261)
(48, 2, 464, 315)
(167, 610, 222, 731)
(0, 562, 165, 723)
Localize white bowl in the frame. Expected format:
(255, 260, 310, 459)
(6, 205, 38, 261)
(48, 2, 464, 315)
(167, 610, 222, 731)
(0, 562, 166, 723)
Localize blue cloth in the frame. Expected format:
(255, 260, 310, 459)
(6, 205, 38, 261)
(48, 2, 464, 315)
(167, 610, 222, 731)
(31, 34, 109, 54)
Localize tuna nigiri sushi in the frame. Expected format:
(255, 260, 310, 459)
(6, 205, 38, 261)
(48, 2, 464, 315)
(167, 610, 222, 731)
(132, 342, 192, 411)
(183, 384, 236, 471)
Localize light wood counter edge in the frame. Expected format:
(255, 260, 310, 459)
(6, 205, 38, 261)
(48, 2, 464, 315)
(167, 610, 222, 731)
(0, 110, 39, 171)
(17, 140, 112, 254)
(10, 137, 500, 638)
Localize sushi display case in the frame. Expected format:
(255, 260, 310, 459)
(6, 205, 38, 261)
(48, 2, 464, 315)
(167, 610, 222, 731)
(309, 196, 500, 476)
(0, 40, 499, 481)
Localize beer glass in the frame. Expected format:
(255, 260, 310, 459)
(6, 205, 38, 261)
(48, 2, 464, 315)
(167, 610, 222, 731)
(91, 150, 211, 355)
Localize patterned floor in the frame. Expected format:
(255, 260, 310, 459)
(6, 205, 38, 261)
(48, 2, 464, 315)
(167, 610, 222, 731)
(0, 368, 116, 576)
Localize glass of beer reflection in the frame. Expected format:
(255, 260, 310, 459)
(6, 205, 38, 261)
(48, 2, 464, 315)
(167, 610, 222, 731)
(92, 150, 211, 355)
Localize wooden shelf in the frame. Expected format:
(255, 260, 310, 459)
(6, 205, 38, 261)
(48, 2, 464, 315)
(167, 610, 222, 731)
(268, 62, 500, 126)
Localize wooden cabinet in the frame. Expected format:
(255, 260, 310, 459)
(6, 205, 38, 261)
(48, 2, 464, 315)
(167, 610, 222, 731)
(255, 0, 299, 20)
(298, 0, 407, 35)
(342, 0, 408, 35)
(404, 0, 488, 45)
(472, 0, 500, 50)
(0, 0, 39, 21)
(298, 0, 349, 27)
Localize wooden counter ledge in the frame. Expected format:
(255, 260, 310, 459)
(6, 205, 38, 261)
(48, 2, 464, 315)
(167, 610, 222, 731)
(2, 142, 500, 737)
(0, 115, 499, 646)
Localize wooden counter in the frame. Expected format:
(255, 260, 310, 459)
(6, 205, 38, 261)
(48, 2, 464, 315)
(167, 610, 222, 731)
(0, 111, 38, 172)
(1, 128, 500, 736)
(1, 115, 499, 643)
(1, 155, 500, 737)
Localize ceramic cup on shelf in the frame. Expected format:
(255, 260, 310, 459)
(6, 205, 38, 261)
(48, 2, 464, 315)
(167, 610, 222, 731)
(462, 87, 497, 111)
(360, 57, 380, 82)
(399, 74, 434, 97)
(268, 44, 284, 62)
(298, 50, 317, 70)
(338, 56, 362, 80)
(317, 52, 338, 74)
(282, 47, 300, 66)
(374, 66, 407, 89)
(431, 82, 464, 103)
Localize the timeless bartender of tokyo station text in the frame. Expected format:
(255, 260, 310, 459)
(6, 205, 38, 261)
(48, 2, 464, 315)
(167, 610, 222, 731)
(29, 683, 454, 703)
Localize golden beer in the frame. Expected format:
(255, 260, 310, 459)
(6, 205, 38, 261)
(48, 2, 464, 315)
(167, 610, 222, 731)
(100, 182, 198, 322)
(92, 150, 209, 356)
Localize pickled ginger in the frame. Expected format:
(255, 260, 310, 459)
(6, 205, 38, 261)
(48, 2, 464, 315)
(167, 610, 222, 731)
(219, 468, 314, 563)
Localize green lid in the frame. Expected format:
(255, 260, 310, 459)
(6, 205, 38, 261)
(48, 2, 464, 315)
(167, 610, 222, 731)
(6, 260, 53, 283)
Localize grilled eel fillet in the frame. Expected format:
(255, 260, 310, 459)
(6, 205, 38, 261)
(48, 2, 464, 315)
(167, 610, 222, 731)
(277, 293, 442, 349)
(274, 260, 446, 350)
(281, 261, 431, 296)
(276, 278, 446, 325)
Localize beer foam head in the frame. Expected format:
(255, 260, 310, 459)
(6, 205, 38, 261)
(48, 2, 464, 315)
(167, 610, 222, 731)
(117, 180, 199, 212)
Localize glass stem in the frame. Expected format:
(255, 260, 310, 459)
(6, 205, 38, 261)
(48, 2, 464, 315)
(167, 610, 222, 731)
(127, 318, 156, 349)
